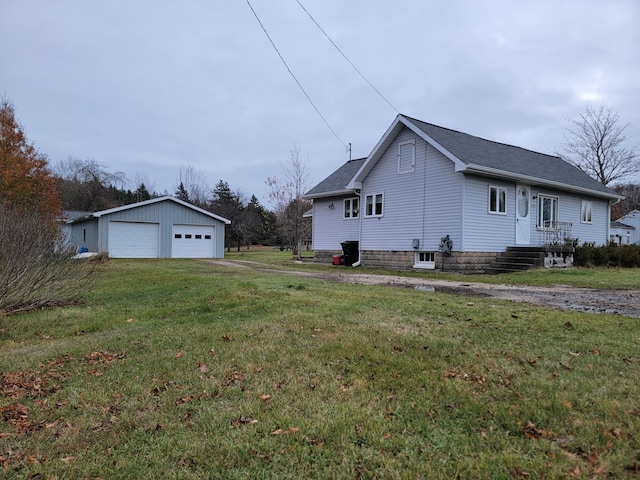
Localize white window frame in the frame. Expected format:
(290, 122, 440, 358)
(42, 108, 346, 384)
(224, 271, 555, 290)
(581, 200, 592, 224)
(344, 197, 359, 219)
(488, 186, 507, 215)
(537, 195, 559, 229)
(365, 193, 384, 217)
(414, 251, 435, 269)
(398, 140, 415, 174)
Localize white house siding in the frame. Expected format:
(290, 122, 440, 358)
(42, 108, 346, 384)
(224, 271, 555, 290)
(531, 190, 610, 246)
(360, 127, 463, 252)
(615, 210, 640, 244)
(462, 175, 516, 252)
(97, 201, 226, 258)
(310, 197, 360, 250)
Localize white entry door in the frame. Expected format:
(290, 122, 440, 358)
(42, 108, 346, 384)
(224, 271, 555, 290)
(515, 184, 530, 245)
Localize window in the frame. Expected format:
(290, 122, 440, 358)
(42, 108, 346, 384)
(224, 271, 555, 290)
(537, 195, 558, 229)
(185, 234, 192, 239)
(174, 234, 182, 239)
(344, 197, 359, 219)
(205, 235, 212, 240)
(195, 234, 202, 239)
(489, 186, 506, 214)
(414, 251, 435, 269)
(365, 193, 383, 217)
(398, 140, 415, 174)
(581, 200, 592, 224)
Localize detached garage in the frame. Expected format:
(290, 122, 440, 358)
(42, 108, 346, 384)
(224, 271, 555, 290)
(66, 196, 230, 259)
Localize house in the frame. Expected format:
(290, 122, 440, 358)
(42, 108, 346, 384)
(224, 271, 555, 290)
(611, 209, 640, 245)
(610, 221, 635, 245)
(304, 114, 623, 272)
(65, 196, 231, 258)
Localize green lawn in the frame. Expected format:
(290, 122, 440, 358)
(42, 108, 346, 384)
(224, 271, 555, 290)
(1, 259, 639, 479)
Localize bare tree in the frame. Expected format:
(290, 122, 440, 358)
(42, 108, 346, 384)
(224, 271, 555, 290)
(266, 146, 312, 258)
(0, 204, 95, 315)
(558, 104, 640, 185)
(176, 165, 210, 208)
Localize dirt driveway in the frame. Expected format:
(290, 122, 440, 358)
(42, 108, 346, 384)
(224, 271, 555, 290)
(209, 260, 640, 319)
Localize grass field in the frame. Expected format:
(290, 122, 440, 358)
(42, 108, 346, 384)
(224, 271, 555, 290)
(1, 256, 639, 478)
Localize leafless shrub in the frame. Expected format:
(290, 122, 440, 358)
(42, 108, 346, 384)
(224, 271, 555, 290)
(0, 205, 95, 315)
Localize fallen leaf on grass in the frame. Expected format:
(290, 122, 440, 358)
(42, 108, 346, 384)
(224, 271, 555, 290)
(197, 363, 209, 373)
(175, 350, 184, 359)
(522, 421, 554, 439)
(260, 394, 271, 401)
(231, 416, 258, 427)
(221, 335, 231, 342)
(271, 427, 300, 435)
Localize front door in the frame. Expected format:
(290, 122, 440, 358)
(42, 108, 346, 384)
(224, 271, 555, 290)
(515, 184, 530, 245)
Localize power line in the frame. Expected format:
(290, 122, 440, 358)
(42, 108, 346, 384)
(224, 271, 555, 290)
(295, 0, 399, 114)
(245, 0, 348, 150)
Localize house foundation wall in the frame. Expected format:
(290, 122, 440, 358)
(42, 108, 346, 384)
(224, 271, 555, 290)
(313, 250, 498, 273)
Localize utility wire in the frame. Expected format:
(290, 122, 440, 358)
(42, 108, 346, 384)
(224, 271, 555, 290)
(245, 0, 348, 150)
(295, 0, 399, 114)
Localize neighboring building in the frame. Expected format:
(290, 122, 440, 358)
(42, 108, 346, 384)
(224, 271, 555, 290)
(304, 114, 623, 272)
(610, 220, 635, 245)
(65, 196, 230, 258)
(612, 210, 640, 245)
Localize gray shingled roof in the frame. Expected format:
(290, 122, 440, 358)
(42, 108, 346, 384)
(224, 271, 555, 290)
(304, 158, 366, 198)
(306, 115, 622, 200)
(404, 115, 617, 197)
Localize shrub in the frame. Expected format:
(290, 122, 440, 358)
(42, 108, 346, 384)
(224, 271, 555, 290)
(0, 205, 95, 315)
(574, 241, 640, 268)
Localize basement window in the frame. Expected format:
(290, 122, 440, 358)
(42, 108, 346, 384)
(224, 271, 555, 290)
(414, 251, 435, 269)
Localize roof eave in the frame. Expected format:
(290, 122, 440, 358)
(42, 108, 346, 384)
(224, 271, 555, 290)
(303, 188, 357, 200)
(464, 165, 624, 201)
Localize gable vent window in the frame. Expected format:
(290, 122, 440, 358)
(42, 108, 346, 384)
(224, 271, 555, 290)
(489, 186, 506, 214)
(398, 140, 415, 174)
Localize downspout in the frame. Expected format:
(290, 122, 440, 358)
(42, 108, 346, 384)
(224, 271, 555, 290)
(352, 190, 362, 267)
(608, 197, 622, 243)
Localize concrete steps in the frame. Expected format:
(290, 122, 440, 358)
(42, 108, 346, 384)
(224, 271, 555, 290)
(486, 246, 547, 274)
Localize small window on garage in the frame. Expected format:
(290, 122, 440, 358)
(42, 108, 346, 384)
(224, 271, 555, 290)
(185, 234, 192, 239)
(175, 234, 182, 239)
(195, 234, 202, 239)
(205, 235, 212, 240)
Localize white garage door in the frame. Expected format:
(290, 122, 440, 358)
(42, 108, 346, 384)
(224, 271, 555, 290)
(108, 222, 159, 258)
(172, 225, 215, 258)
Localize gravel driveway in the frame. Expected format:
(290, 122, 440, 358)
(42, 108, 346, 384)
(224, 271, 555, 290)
(208, 260, 640, 319)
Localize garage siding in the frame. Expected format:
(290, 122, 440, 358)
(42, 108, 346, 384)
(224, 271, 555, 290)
(96, 200, 226, 258)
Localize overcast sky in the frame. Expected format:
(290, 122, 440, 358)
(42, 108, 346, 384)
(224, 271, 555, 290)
(2, 0, 639, 204)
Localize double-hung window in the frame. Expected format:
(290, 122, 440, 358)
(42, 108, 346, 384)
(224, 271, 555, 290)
(581, 200, 592, 224)
(365, 193, 383, 217)
(537, 195, 558, 229)
(344, 197, 359, 219)
(398, 140, 415, 174)
(489, 186, 506, 214)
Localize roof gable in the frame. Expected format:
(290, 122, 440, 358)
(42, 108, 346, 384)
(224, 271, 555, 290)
(80, 196, 231, 224)
(304, 158, 366, 198)
(347, 114, 622, 200)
